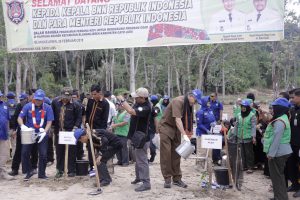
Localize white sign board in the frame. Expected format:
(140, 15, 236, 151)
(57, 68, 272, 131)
(212, 125, 222, 134)
(59, 131, 76, 145)
(201, 135, 222, 150)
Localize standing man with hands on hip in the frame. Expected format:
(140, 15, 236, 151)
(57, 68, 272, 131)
(18, 89, 54, 181)
(158, 89, 202, 189)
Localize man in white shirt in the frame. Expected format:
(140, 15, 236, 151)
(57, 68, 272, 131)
(246, 0, 283, 32)
(104, 91, 117, 127)
(208, 0, 245, 34)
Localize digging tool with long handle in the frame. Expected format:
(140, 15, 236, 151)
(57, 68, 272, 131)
(224, 129, 236, 190)
(64, 144, 69, 177)
(86, 124, 102, 195)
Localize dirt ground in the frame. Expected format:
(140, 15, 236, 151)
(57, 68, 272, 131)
(0, 103, 297, 200)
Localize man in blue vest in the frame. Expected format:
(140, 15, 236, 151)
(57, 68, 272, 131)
(210, 92, 223, 122)
(0, 91, 13, 180)
(18, 89, 54, 181)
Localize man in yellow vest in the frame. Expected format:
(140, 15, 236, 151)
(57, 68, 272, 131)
(111, 102, 130, 166)
(263, 97, 292, 200)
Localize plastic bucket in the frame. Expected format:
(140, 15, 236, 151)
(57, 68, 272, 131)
(76, 160, 89, 176)
(214, 167, 229, 186)
(175, 141, 195, 159)
(21, 129, 35, 144)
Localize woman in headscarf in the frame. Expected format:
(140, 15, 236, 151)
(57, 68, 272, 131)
(236, 99, 256, 173)
(263, 98, 292, 200)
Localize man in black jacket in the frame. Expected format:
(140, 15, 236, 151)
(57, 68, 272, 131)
(287, 89, 300, 197)
(78, 129, 122, 186)
(85, 84, 110, 171)
(52, 87, 82, 178)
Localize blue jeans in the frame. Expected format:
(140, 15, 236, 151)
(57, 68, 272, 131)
(22, 135, 48, 177)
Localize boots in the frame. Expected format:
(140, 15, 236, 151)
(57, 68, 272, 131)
(97, 162, 112, 187)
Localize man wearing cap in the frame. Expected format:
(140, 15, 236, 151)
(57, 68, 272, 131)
(263, 98, 292, 200)
(7, 92, 17, 158)
(210, 92, 223, 122)
(0, 91, 13, 180)
(18, 89, 54, 181)
(51, 87, 82, 178)
(8, 89, 38, 176)
(158, 89, 202, 188)
(287, 89, 300, 197)
(85, 84, 110, 171)
(116, 87, 152, 192)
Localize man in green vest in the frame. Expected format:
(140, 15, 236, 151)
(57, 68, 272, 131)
(263, 97, 292, 200)
(111, 102, 130, 166)
(236, 99, 256, 173)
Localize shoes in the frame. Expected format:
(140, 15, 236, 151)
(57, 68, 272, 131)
(131, 179, 141, 184)
(0, 172, 15, 180)
(293, 190, 300, 198)
(55, 171, 63, 178)
(121, 164, 129, 167)
(135, 184, 151, 192)
(38, 175, 49, 180)
(8, 170, 18, 176)
(32, 169, 37, 175)
(100, 181, 110, 187)
(149, 155, 155, 163)
(24, 171, 34, 181)
(47, 161, 54, 167)
(68, 173, 76, 177)
(246, 170, 253, 174)
(164, 180, 171, 188)
(287, 184, 300, 192)
(89, 169, 96, 177)
(173, 180, 188, 188)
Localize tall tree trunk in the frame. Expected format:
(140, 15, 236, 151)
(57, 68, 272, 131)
(167, 55, 172, 96)
(143, 55, 149, 87)
(75, 52, 80, 90)
(22, 56, 29, 92)
(110, 49, 115, 92)
(271, 42, 279, 99)
(222, 65, 225, 101)
(129, 48, 135, 92)
(32, 61, 37, 89)
(64, 52, 72, 88)
(186, 46, 195, 91)
(197, 44, 219, 90)
(3, 54, 8, 95)
(80, 52, 86, 93)
(16, 55, 22, 102)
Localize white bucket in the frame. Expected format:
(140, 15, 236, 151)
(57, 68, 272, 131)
(176, 141, 195, 159)
(21, 128, 35, 144)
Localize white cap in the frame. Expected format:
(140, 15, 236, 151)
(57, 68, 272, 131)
(131, 88, 149, 98)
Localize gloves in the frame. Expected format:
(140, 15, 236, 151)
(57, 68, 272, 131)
(38, 128, 47, 143)
(210, 122, 216, 128)
(183, 134, 190, 142)
(32, 133, 39, 141)
(21, 124, 29, 131)
(206, 130, 211, 134)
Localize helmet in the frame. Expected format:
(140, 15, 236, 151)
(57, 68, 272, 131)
(192, 89, 202, 104)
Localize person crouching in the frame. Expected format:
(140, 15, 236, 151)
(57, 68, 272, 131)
(75, 129, 122, 187)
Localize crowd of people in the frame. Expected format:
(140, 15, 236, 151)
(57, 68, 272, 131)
(0, 86, 300, 199)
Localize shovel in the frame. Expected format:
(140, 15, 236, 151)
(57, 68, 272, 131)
(86, 123, 103, 195)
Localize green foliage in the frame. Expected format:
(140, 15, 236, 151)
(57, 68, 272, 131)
(38, 73, 63, 97)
